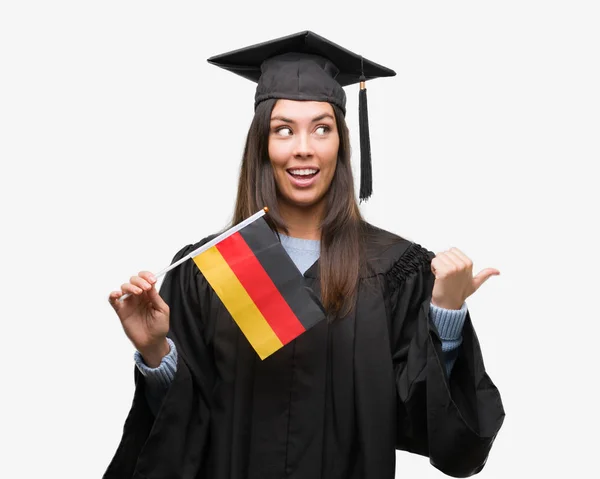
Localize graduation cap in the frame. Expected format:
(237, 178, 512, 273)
(207, 30, 396, 201)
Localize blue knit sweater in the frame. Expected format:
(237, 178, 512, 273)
(135, 235, 467, 414)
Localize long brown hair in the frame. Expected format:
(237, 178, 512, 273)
(232, 99, 364, 319)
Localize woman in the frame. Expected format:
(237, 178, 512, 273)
(105, 31, 504, 479)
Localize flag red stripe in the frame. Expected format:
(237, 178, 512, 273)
(216, 232, 306, 344)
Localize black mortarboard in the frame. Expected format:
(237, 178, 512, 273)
(207, 30, 396, 201)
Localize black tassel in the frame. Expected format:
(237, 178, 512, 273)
(358, 75, 372, 201)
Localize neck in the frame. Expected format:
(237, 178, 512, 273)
(277, 199, 324, 240)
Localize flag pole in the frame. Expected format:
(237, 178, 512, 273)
(118, 207, 269, 302)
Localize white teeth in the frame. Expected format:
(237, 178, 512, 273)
(289, 168, 317, 176)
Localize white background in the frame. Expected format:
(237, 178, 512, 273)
(1, 1, 598, 477)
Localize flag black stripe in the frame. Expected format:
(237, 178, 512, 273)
(238, 218, 325, 330)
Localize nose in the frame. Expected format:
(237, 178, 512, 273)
(292, 131, 314, 159)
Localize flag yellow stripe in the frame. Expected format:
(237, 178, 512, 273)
(193, 246, 283, 359)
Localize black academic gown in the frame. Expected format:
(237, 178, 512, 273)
(104, 224, 505, 479)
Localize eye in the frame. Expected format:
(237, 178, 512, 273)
(315, 125, 331, 136)
(276, 126, 293, 137)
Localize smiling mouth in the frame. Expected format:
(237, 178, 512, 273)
(287, 168, 320, 180)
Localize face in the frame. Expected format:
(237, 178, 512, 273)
(268, 100, 339, 210)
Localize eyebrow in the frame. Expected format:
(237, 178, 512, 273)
(271, 113, 335, 123)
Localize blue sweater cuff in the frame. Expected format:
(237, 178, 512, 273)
(134, 337, 178, 390)
(430, 301, 468, 341)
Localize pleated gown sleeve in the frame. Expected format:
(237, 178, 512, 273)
(104, 238, 217, 479)
(387, 243, 505, 478)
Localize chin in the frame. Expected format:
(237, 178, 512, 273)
(281, 191, 325, 209)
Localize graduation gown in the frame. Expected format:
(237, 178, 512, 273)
(104, 224, 505, 479)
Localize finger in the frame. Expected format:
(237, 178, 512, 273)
(446, 250, 469, 269)
(449, 248, 473, 269)
(432, 253, 457, 275)
(117, 293, 132, 303)
(472, 268, 501, 291)
(130, 275, 152, 291)
(431, 258, 451, 277)
(108, 290, 123, 306)
(139, 271, 157, 285)
(448, 246, 467, 257)
(121, 283, 144, 295)
(146, 284, 169, 314)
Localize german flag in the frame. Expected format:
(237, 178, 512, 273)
(192, 216, 325, 359)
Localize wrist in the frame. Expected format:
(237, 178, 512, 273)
(139, 338, 170, 368)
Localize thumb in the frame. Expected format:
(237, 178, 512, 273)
(472, 268, 500, 291)
(146, 284, 169, 314)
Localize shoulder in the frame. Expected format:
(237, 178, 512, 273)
(168, 232, 222, 269)
(174, 233, 221, 256)
(360, 222, 435, 280)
